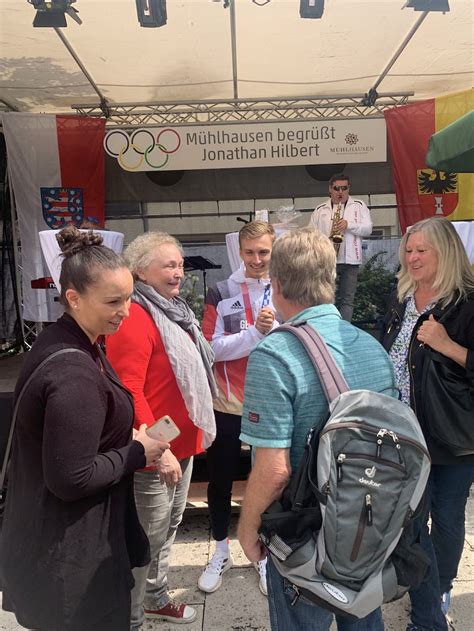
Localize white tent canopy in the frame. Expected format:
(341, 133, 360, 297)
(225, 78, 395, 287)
(1, 0, 473, 117)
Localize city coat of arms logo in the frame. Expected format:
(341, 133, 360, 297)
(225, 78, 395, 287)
(416, 169, 458, 217)
(40, 187, 84, 229)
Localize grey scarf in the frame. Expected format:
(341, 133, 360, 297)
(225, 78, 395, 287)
(133, 281, 217, 449)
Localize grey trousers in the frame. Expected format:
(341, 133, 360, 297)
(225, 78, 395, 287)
(130, 457, 193, 631)
(336, 263, 360, 322)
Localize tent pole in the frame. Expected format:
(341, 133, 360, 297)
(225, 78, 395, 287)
(369, 11, 430, 93)
(229, 0, 239, 99)
(54, 28, 109, 115)
(6, 172, 25, 349)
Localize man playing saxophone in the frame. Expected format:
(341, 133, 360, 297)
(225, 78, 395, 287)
(308, 173, 372, 321)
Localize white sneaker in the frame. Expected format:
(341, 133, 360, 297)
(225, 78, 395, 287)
(253, 558, 268, 596)
(198, 549, 233, 593)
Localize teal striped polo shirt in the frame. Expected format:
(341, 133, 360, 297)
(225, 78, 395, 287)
(241, 304, 397, 472)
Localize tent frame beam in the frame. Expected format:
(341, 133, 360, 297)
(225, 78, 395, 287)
(229, 0, 239, 99)
(54, 27, 110, 117)
(368, 11, 430, 94)
(72, 93, 412, 127)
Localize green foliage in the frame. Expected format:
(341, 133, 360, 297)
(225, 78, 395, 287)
(350, 252, 397, 327)
(180, 273, 204, 323)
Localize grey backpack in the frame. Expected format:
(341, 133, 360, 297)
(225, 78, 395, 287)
(259, 323, 431, 620)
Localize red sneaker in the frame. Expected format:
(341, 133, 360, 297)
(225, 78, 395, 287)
(145, 599, 197, 624)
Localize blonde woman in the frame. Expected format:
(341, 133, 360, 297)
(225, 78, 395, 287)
(381, 217, 474, 631)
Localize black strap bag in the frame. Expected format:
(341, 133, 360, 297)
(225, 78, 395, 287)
(422, 349, 474, 457)
(0, 349, 89, 496)
(419, 299, 474, 458)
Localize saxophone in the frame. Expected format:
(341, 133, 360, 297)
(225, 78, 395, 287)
(329, 203, 344, 255)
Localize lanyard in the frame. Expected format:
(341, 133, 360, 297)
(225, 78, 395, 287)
(240, 283, 254, 326)
(261, 283, 271, 308)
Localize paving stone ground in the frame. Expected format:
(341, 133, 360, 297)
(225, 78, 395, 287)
(1, 498, 472, 630)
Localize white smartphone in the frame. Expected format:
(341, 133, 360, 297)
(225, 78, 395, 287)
(146, 415, 181, 442)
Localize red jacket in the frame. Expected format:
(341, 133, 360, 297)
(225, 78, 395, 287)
(107, 303, 203, 462)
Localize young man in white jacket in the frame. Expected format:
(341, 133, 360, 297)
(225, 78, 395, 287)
(309, 173, 372, 321)
(200, 221, 278, 597)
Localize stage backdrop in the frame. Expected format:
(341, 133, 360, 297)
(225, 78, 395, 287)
(384, 89, 474, 233)
(1, 113, 105, 322)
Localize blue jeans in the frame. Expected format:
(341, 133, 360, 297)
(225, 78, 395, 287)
(266, 555, 384, 631)
(409, 463, 473, 631)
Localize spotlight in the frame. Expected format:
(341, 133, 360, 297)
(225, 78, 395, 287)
(300, 0, 325, 19)
(28, 0, 82, 28)
(135, 0, 167, 27)
(404, 0, 450, 11)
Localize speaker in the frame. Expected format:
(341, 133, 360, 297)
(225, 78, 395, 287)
(305, 164, 346, 181)
(145, 170, 184, 187)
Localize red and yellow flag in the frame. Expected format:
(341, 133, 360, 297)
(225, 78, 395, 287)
(384, 89, 474, 232)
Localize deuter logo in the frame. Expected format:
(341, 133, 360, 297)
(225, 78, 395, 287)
(359, 477, 381, 488)
(365, 466, 376, 479)
(322, 582, 349, 603)
(231, 300, 242, 310)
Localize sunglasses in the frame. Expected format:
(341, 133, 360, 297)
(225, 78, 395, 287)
(332, 185, 349, 192)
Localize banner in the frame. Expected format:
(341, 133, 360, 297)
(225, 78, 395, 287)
(2, 113, 105, 322)
(104, 118, 386, 171)
(384, 89, 474, 232)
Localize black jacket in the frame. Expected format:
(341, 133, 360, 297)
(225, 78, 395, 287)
(0, 314, 150, 631)
(381, 292, 474, 465)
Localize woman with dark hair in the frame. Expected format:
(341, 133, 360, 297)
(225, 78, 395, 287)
(0, 226, 169, 631)
(381, 217, 474, 631)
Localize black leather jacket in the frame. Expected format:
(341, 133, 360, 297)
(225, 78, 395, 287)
(381, 292, 474, 465)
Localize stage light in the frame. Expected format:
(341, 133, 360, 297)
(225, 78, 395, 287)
(28, 0, 81, 28)
(405, 0, 450, 11)
(135, 0, 167, 27)
(300, 0, 325, 19)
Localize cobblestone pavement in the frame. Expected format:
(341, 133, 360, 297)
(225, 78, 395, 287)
(1, 499, 472, 630)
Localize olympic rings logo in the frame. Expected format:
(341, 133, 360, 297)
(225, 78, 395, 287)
(104, 128, 181, 171)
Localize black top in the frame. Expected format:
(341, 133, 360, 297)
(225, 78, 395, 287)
(0, 314, 149, 631)
(381, 292, 474, 465)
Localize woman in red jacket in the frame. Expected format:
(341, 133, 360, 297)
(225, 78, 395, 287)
(107, 231, 216, 628)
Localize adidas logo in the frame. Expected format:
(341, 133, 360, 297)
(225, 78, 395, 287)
(231, 300, 242, 310)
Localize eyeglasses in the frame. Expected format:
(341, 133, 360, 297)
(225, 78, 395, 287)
(332, 185, 349, 192)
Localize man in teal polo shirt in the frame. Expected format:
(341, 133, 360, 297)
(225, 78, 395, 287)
(238, 227, 396, 631)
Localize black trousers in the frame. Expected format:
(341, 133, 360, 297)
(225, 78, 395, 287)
(206, 410, 242, 541)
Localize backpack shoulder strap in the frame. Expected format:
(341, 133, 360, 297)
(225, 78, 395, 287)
(0, 348, 90, 493)
(270, 322, 349, 402)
